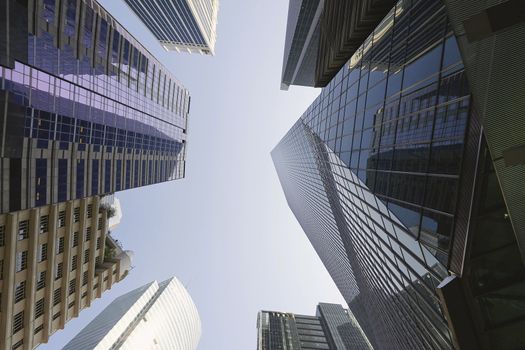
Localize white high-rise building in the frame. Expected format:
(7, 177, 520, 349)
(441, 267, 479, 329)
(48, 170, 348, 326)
(63, 277, 201, 350)
(124, 0, 219, 55)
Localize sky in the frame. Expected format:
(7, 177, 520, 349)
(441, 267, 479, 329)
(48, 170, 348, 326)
(40, 1, 346, 349)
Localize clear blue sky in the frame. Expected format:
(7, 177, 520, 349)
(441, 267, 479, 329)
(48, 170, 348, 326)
(41, 1, 346, 349)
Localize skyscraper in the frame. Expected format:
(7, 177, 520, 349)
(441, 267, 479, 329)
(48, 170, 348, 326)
(0, 0, 191, 348)
(280, 0, 396, 90)
(0, 195, 133, 350)
(274, 0, 525, 348)
(123, 0, 219, 55)
(0, 0, 189, 215)
(63, 277, 201, 350)
(257, 303, 372, 349)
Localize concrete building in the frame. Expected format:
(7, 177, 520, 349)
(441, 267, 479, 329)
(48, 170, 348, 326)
(275, 0, 525, 348)
(63, 277, 201, 350)
(0, 0, 190, 215)
(257, 303, 372, 349)
(123, 0, 219, 55)
(0, 195, 133, 350)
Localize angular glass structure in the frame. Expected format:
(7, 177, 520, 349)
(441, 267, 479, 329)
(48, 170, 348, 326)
(273, 0, 525, 348)
(257, 303, 371, 349)
(0, 0, 189, 214)
(123, 0, 219, 55)
(63, 277, 201, 349)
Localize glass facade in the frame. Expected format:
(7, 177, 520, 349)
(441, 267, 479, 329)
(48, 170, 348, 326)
(0, 0, 189, 213)
(123, 0, 219, 55)
(273, 0, 476, 348)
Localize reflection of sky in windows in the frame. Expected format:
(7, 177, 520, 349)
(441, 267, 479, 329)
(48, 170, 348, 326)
(297, 20, 470, 263)
(274, 1, 477, 346)
(4, 59, 186, 153)
(11, 0, 191, 142)
(0, 0, 189, 211)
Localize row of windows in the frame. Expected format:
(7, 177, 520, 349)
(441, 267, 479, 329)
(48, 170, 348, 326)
(39, 155, 180, 203)
(33, 0, 189, 116)
(24, 108, 184, 153)
(9, 209, 97, 242)
(276, 1, 466, 347)
(297, 2, 469, 264)
(126, 0, 207, 45)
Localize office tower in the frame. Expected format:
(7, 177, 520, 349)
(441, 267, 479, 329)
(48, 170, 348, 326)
(0, 0, 189, 215)
(274, 0, 525, 348)
(257, 302, 372, 349)
(0, 195, 133, 350)
(281, 0, 395, 90)
(63, 277, 201, 350)
(123, 0, 219, 55)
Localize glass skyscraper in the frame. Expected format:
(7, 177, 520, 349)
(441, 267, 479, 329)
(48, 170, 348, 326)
(63, 277, 201, 349)
(273, 0, 525, 348)
(257, 303, 372, 350)
(123, 0, 219, 55)
(0, 0, 189, 214)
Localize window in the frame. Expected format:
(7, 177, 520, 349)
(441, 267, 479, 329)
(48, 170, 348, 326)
(82, 271, 88, 286)
(34, 324, 44, 335)
(18, 220, 29, 240)
(38, 243, 48, 262)
(0, 260, 3, 279)
(57, 236, 64, 254)
(58, 211, 66, 228)
(98, 217, 103, 230)
(52, 311, 61, 321)
(0, 225, 5, 246)
(68, 300, 75, 309)
(73, 207, 80, 222)
(103, 275, 108, 282)
(35, 298, 45, 318)
(16, 251, 28, 272)
(87, 204, 93, 218)
(72, 232, 79, 247)
(14, 281, 25, 303)
(95, 256, 102, 265)
(93, 283, 98, 290)
(84, 249, 90, 264)
(12, 340, 23, 349)
(69, 278, 76, 295)
(76, 159, 85, 198)
(58, 159, 68, 202)
(81, 291, 87, 298)
(85, 227, 91, 242)
(40, 215, 49, 233)
(13, 311, 24, 333)
(55, 262, 63, 280)
(53, 288, 61, 306)
(96, 237, 101, 250)
(71, 255, 78, 271)
(36, 271, 46, 290)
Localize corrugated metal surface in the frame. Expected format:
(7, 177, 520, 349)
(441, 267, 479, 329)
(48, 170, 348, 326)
(443, 0, 525, 264)
(448, 105, 482, 274)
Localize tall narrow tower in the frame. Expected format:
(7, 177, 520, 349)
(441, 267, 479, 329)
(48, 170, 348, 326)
(123, 0, 219, 55)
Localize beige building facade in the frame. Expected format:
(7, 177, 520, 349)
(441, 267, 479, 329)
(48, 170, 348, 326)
(0, 196, 133, 350)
